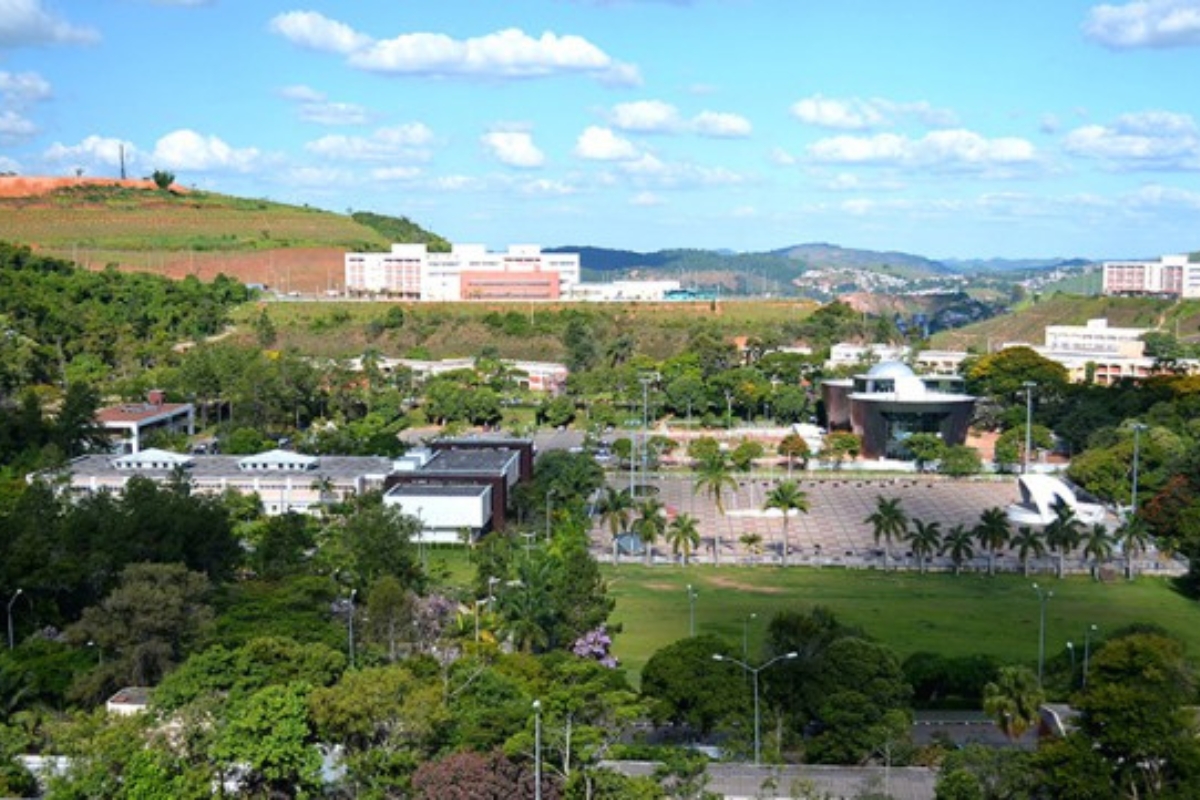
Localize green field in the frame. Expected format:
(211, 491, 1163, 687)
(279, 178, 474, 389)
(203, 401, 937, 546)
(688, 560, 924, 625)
(601, 565, 1200, 686)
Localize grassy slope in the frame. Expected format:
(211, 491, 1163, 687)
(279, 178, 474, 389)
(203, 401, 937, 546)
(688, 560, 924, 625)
(603, 565, 1200, 686)
(929, 294, 1200, 352)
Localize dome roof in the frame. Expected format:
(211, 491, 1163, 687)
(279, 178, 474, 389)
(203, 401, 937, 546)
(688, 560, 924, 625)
(864, 361, 915, 379)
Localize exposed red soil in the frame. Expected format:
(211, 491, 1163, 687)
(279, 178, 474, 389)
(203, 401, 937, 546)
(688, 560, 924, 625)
(0, 176, 185, 198)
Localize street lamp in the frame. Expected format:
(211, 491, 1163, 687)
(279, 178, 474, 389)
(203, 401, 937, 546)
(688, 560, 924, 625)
(1083, 624, 1099, 688)
(1066, 640, 1075, 680)
(1022, 381, 1037, 474)
(532, 699, 543, 800)
(7, 588, 23, 651)
(712, 651, 798, 765)
(347, 588, 358, 669)
(743, 612, 757, 664)
(1130, 423, 1148, 520)
(1033, 583, 1053, 686)
(687, 584, 698, 637)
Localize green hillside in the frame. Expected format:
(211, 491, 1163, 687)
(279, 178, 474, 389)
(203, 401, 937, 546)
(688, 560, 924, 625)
(0, 184, 442, 254)
(930, 294, 1200, 351)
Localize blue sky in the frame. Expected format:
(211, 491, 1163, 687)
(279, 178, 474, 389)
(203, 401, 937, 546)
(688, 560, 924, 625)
(3, 0, 1200, 259)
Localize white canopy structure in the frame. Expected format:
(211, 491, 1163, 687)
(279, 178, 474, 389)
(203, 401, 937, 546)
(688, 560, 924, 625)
(1006, 474, 1108, 527)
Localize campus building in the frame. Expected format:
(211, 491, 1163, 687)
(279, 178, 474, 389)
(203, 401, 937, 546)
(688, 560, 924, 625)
(344, 244, 581, 301)
(347, 355, 568, 394)
(96, 390, 195, 454)
(821, 361, 976, 460)
(1102, 254, 1200, 298)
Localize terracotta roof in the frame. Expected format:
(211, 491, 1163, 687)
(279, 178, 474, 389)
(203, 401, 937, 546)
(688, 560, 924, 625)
(96, 402, 191, 424)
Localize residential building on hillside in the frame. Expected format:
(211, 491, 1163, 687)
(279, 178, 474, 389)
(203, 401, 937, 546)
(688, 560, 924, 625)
(346, 355, 568, 394)
(1102, 254, 1200, 297)
(345, 243, 580, 301)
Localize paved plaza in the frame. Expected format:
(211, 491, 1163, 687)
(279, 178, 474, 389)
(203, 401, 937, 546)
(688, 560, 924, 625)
(588, 472, 1175, 575)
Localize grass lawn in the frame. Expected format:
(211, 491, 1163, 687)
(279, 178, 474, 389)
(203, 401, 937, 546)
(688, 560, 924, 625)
(602, 564, 1200, 686)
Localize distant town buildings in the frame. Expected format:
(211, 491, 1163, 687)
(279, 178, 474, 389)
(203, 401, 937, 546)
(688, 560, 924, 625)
(345, 244, 581, 301)
(1102, 254, 1200, 297)
(346, 355, 568, 394)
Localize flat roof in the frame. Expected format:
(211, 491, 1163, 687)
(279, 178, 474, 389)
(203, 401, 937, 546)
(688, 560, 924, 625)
(63, 453, 395, 482)
(385, 484, 490, 499)
(423, 448, 517, 474)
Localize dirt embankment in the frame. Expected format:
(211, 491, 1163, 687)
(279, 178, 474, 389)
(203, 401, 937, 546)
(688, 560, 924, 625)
(0, 176, 184, 198)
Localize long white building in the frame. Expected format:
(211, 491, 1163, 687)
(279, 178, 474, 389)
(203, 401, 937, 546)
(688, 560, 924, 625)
(1102, 254, 1200, 297)
(345, 244, 581, 301)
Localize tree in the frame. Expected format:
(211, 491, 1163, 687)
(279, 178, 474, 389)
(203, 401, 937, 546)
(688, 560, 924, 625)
(1043, 501, 1083, 578)
(939, 445, 982, 477)
(973, 507, 1011, 577)
(865, 496, 908, 570)
(821, 431, 860, 468)
(729, 439, 764, 472)
(412, 749, 560, 800)
(1010, 526, 1045, 577)
(776, 433, 810, 476)
(640, 635, 744, 734)
(665, 513, 701, 566)
(632, 496, 667, 567)
(906, 518, 942, 573)
(595, 487, 633, 564)
(1081, 523, 1113, 580)
(965, 346, 1069, 400)
(693, 454, 737, 566)
(904, 432, 945, 472)
(982, 665, 1043, 742)
(1114, 515, 1151, 580)
(151, 169, 175, 190)
(940, 523, 975, 575)
(763, 480, 809, 567)
(214, 682, 323, 799)
(68, 562, 212, 693)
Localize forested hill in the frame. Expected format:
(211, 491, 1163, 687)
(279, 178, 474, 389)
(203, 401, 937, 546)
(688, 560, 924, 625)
(0, 241, 250, 394)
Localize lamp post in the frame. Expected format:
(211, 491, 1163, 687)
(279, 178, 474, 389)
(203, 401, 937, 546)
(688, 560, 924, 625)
(743, 612, 757, 664)
(1083, 624, 1098, 688)
(474, 597, 493, 644)
(533, 699, 543, 800)
(7, 588, 22, 651)
(712, 651, 798, 765)
(1033, 583, 1053, 686)
(1022, 381, 1037, 474)
(1066, 640, 1075, 681)
(347, 588, 357, 669)
(1130, 423, 1147, 520)
(687, 584, 697, 637)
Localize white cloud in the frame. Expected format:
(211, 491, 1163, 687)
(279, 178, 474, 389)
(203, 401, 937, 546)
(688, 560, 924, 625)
(790, 94, 957, 130)
(0, 155, 20, 173)
(1084, 0, 1200, 49)
(0, 0, 98, 48)
(481, 130, 545, 168)
(520, 178, 576, 196)
(610, 100, 683, 132)
(0, 70, 51, 104)
(279, 84, 370, 125)
(692, 110, 752, 138)
(769, 147, 797, 166)
(43, 135, 135, 167)
(808, 129, 1038, 170)
(282, 166, 354, 186)
(630, 191, 663, 206)
(371, 166, 422, 181)
(269, 12, 638, 85)
(268, 11, 370, 55)
(574, 126, 641, 160)
(618, 153, 749, 188)
(1063, 111, 1200, 167)
(429, 174, 484, 192)
(0, 110, 37, 144)
(151, 129, 260, 172)
(305, 123, 435, 161)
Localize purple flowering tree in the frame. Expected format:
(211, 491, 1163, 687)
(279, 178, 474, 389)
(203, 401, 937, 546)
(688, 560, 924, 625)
(571, 625, 618, 668)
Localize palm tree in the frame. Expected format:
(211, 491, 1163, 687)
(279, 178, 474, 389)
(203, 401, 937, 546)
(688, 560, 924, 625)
(633, 496, 667, 567)
(596, 486, 633, 565)
(864, 496, 908, 570)
(693, 454, 737, 567)
(906, 518, 942, 573)
(1081, 523, 1114, 580)
(763, 480, 810, 567)
(1115, 515, 1152, 580)
(1010, 526, 1046, 577)
(983, 665, 1044, 743)
(941, 523, 976, 575)
(1043, 501, 1084, 578)
(739, 533, 764, 566)
(974, 506, 1011, 576)
(666, 513, 701, 566)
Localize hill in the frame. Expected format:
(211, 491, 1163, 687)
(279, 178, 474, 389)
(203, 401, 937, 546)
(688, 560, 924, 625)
(0, 178, 446, 293)
(773, 241, 954, 277)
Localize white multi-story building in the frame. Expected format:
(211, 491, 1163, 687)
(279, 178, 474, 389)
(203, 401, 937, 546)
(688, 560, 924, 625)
(1102, 254, 1200, 297)
(345, 244, 581, 301)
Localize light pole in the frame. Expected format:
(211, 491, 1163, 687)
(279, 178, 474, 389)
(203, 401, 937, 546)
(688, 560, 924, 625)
(712, 651, 798, 765)
(743, 612, 757, 664)
(533, 699, 543, 800)
(347, 588, 357, 669)
(1033, 583, 1052, 686)
(1066, 640, 1075, 680)
(687, 584, 697, 636)
(1022, 381, 1037, 474)
(7, 588, 23, 651)
(1130, 423, 1147, 520)
(474, 597, 493, 644)
(1083, 624, 1098, 688)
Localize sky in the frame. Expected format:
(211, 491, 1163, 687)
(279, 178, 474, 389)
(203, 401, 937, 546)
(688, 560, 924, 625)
(3, 0, 1200, 259)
